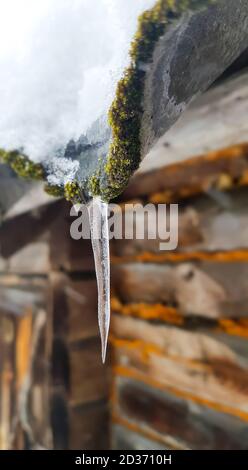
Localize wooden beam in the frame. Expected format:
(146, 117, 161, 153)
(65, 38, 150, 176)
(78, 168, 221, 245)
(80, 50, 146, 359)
(0, 200, 62, 259)
(112, 376, 248, 450)
(112, 262, 248, 319)
(139, 72, 248, 174)
(123, 142, 248, 201)
(113, 188, 248, 256)
(111, 315, 248, 413)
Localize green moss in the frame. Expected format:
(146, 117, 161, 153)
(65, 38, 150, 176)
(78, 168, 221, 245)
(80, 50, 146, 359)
(0, 147, 84, 203)
(64, 181, 82, 203)
(0, 148, 11, 163)
(0, 148, 44, 180)
(88, 169, 101, 197)
(90, 0, 216, 201)
(44, 184, 65, 198)
(10, 153, 44, 180)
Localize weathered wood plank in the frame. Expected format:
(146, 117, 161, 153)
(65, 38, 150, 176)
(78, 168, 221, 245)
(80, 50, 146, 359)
(50, 391, 69, 450)
(113, 188, 248, 256)
(0, 241, 50, 275)
(122, 143, 248, 202)
(26, 309, 51, 449)
(0, 275, 51, 449)
(112, 424, 171, 450)
(49, 203, 94, 273)
(113, 377, 248, 450)
(112, 262, 248, 319)
(0, 198, 94, 274)
(4, 183, 54, 221)
(0, 201, 60, 259)
(0, 283, 46, 316)
(50, 272, 109, 448)
(111, 315, 248, 414)
(137, 73, 248, 175)
(50, 273, 98, 342)
(0, 306, 51, 449)
(0, 313, 16, 449)
(69, 339, 109, 406)
(51, 394, 110, 450)
(69, 402, 109, 450)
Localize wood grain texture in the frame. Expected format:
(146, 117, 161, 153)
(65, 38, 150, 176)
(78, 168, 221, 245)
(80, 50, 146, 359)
(49, 202, 94, 273)
(112, 262, 248, 319)
(0, 313, 15, 449)
(137, 72, 248, 174)
(69, 339, 109, 406)
(50, 272, 98, 342)
(0, 200, 60, 259)
(111, 315, 248, 414)
(69, 402, 109, 450)
(122, 143, 248, 202)
(50, 272, 109, 405)
(110, 76, 248, 450)
(0, 279, 51, 449)
(0, 241, 50, 275)
(113, 188, 248, 256)
(50, 272, 110, 449)
(112, 423, 171, 450)
(113, 377, 248, 450)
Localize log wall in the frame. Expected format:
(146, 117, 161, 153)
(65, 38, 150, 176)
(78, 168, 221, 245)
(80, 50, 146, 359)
(111, 146, 248, 450)
(1, 144, 248, 449)
(0, 200, 110, 450)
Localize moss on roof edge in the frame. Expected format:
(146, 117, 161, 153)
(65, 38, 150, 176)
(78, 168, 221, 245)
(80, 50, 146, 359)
(0, 148, 82, 203)
(88, 0, 216, 201)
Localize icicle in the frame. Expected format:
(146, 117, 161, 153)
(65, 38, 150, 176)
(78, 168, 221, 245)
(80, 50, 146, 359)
(87, 197, 110, 363)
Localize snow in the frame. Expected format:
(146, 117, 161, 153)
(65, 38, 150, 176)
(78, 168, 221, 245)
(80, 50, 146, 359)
(0, 0, 155, 184)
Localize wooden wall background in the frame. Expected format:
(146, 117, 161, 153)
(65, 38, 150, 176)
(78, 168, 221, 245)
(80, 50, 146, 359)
(0, 70, 248, 450)
(0, 201, 109, 450)
(0, 152, 248, 450)
(110, 144, 248, 450)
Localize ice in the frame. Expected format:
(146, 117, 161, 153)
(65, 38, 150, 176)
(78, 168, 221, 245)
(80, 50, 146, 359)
(46, 157, 80, 186)
(87, 197, 110, 363)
